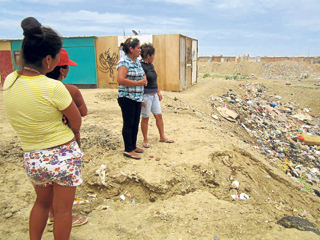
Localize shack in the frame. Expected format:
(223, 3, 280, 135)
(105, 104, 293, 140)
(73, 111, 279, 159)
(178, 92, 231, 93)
(95, 34, 198, 91)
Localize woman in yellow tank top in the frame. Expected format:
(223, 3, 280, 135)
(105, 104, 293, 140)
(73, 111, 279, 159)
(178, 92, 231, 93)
(3, 17, 85, 240)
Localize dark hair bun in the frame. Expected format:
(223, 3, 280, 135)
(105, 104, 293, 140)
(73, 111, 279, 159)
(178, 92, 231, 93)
(21, 17, 43, 40)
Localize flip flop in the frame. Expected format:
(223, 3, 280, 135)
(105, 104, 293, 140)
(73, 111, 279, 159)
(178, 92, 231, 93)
(72, 216, 88, 227)
(134, 147, 144, 153)
(143, 143, 150, 148)
(123, 152, 141, 159)
(159, 139, 174, 143)
(47, 219, 53, 225)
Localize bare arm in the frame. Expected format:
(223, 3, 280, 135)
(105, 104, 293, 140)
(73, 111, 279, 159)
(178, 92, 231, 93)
(117, 66, 147, 86)
(74, 89, 87, 116)
(157, 89, 163, 101)
(78, 104, 87, 117)
(61, 101, 82, 139)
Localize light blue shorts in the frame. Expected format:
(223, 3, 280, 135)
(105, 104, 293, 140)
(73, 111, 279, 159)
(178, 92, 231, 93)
(141, 93, 162, 118)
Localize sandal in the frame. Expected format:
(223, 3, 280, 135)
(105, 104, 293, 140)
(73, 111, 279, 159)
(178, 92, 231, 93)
(134, 147, 144, 153)
(123, 152, 141, 159)
(159, 139, 174, 143)
(143, 143, 150, 148)
(72, 216, 88, 227)
(47, 216, 88, 227)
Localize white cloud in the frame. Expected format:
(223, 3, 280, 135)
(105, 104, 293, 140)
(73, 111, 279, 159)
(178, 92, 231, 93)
(9, 0, 85, 4)
(147, 0, 203, 5)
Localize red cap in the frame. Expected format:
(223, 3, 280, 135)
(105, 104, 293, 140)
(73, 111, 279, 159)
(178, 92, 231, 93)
(57, 49, 77, 66)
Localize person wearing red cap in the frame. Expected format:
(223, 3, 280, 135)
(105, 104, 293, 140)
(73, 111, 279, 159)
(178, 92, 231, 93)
(47, 48, 88, 128)
(46, 49, 88, 227)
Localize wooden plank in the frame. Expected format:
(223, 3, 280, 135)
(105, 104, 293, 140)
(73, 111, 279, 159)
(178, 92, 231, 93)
(153, 34, 180, 91)
(179, 36, 186, 90)
(95, 36, 119, 88)
(186, 37, 192, 87)
(166, 34, 180, 91)
(153, 34, 167, 91)
(192, 39, 198, 84)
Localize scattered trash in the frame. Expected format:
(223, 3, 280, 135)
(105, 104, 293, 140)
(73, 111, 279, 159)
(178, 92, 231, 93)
(216, 107, 239, 122)
(95, 164, 107, 186)
(211, 114, 219, 120)
(73, 197, 89, 205)
(299, 133, 320, 146)
(126, 192, 131, 197)
(210, 82, 320, 196)
(231, 193, 250, 200)
(231, 180, 239, 189)
(239, 193, 250, 200)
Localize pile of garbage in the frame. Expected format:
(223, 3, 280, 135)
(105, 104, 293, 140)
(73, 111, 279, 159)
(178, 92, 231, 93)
(261, 61, 319, 80)
(210, 83, 320, 188)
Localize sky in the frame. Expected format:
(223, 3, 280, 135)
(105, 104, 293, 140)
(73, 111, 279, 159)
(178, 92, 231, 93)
(0, 0, 319, 57)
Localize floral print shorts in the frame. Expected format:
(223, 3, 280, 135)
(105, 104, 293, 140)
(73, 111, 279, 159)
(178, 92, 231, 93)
(24, 141, 84, 187)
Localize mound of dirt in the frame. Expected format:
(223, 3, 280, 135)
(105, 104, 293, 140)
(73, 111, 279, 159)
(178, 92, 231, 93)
(1, 63, 320, 239)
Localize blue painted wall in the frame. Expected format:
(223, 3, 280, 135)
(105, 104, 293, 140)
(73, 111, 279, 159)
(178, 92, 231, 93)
(10, 37, 97, 86)
(62, 37, 97, 86)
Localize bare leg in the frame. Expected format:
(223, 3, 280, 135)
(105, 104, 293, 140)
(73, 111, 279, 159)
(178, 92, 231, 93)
(52, 183, 76, 240)
(154, 114, 166, 141)
(30, 185, 54, 240)
(49, 206, 54, 222)
(49, 207, 87, 225)
(141, 117, 149, 144)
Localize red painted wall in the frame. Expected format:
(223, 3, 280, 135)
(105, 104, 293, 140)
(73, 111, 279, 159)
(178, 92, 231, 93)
(0, 51, 14, 85)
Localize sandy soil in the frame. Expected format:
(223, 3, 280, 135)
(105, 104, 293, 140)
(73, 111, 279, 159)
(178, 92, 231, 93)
(1, 61, 320, 240)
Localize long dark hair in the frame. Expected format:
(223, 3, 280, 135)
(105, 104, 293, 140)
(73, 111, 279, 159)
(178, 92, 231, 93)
(122, 37, 140, 55)
(4, 17, 62, 90)
(46, 65, 68, 80)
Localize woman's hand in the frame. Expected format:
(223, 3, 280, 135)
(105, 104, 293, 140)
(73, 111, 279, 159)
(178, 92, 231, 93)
(142, 101, 146, 107)
(142, 75, 148, 86)
(138, 78, 148, 86)
(138, 75, 147, 86)
(157, 91, 163, 101)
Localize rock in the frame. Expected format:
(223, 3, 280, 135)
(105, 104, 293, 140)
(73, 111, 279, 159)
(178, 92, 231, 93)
(277, 216, 320, 235)
(5, 212, 13, 219)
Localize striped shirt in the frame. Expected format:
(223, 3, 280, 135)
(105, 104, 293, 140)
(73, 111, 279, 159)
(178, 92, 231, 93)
(116, 55, 145, 102)
(3, 71, 74, 151)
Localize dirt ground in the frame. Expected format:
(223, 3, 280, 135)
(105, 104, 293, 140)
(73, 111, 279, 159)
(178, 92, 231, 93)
(1, 61, 320, 240)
